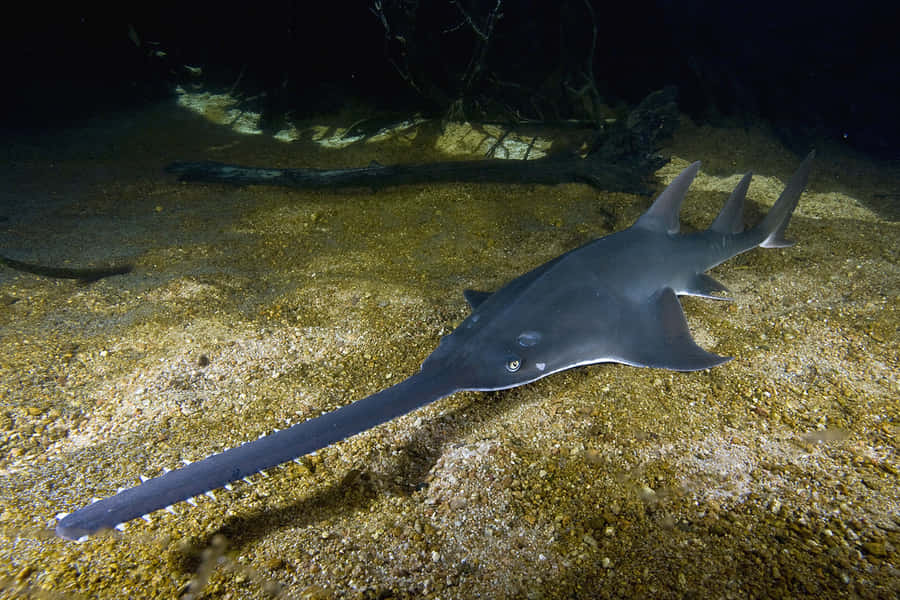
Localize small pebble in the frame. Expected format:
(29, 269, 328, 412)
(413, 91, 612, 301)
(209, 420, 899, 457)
(862, 542, 887, 557)
(16, 565, 34, 582)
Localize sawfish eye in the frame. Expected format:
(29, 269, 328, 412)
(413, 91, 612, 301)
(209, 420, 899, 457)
(505, 357, 522, 372)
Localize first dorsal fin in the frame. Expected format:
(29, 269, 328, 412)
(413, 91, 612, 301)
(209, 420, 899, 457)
(634, 161, 701, 234)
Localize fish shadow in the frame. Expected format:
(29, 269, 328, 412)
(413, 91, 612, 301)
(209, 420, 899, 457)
(172, 387, 528, 574)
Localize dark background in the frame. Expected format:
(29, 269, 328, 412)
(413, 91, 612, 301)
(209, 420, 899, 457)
(1, 1, 898, 159)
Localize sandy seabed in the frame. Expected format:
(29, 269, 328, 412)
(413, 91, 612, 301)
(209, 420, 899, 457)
(0, 103, 897, 599)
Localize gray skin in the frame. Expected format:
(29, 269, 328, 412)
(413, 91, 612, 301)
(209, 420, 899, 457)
(55, 152, 814, 541)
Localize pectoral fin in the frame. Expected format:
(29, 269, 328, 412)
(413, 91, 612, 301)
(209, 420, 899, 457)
(616, 287, 731, 371)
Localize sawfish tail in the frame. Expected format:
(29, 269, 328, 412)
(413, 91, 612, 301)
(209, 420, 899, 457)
(701, 150, 814, 267)
(55, 371, 459, 541)
(743, 150, 815, 249)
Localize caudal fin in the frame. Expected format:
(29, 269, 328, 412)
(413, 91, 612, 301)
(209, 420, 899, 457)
(755, 151, 815, 248)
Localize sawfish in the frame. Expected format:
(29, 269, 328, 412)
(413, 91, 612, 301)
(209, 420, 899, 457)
(55, 152, 814, 541)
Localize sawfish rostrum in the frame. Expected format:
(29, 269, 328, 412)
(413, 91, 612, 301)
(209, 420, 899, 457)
(56, 152, 814, 540)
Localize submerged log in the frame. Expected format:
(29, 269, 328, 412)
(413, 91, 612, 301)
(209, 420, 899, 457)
(167, 88, 679, 195)
(167, 152, 657, 195)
